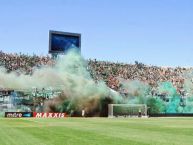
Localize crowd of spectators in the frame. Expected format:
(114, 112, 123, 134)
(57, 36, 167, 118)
(0, 51, 54, 75)
(87, 60, 191, 94)
(0, 51, 192, 95)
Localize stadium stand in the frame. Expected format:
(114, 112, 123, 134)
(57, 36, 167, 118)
(0, 50, 192, 96)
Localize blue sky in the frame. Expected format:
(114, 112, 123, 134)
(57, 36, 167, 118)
(0, 0, 192, 66)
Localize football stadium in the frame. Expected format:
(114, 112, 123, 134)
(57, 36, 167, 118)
(1, 1, 193, 145)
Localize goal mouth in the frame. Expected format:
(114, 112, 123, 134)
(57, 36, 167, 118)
(108, 104, 148, 118)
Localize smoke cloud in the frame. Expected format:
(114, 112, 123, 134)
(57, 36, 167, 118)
(0, 50, 120, 116)
(1, 50, 193, 116)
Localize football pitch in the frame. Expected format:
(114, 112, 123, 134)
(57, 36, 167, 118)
(1, 117, 193, 145)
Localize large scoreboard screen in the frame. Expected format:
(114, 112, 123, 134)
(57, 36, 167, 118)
(49, 30, 81, 54)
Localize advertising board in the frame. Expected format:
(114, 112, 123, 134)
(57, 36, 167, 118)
(33, 112, 66, 118)
(5, 112, 33, 118)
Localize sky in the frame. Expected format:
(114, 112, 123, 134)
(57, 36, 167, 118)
(0, 0, 192, 67)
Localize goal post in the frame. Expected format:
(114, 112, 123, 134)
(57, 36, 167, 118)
(108, 104, 148, 118)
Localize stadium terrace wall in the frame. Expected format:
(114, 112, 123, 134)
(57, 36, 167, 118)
(5, 112, 193, 118)
(149, 113, 193, 117)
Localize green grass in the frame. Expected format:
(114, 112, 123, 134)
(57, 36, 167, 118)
(1, 117, 193, 145)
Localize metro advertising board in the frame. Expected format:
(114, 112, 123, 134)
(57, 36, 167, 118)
(5, 112, 33, 118)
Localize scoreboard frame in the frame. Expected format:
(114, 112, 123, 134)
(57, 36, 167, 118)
(49, 30, 81, 54)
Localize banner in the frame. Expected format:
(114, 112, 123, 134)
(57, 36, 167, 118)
(4, 112, 66, 118)
(5, 112, 33, 118)
(33, 112, 66, 118)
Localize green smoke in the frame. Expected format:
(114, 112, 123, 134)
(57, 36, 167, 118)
(0, 50, 122, 116)
(119, 79, 150, 104)
(120, 80, 192, 114)
(157, 82, 177, 96)
(1, 50, 193, 116)
(146, 97, 165, 114)
(182, 70, 193, 113)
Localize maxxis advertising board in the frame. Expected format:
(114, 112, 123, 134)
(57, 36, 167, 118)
(33, 112, 67, 118)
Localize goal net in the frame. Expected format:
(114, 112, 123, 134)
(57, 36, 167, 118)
(108, 104, 148, 118)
